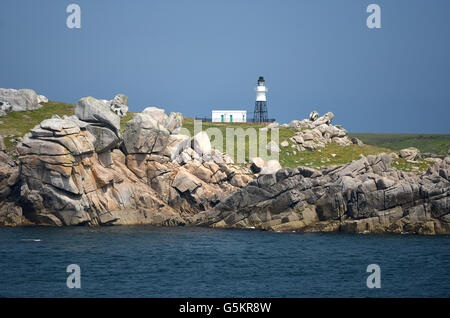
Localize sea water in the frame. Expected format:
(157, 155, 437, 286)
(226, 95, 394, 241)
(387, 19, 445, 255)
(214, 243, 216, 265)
(0, 226, 449, 297)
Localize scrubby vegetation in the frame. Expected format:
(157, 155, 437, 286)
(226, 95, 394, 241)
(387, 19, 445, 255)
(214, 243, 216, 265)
(0, 101, 134, 154)
(183, 118, 442, 172)
(0, 101, 75, 153)
(0, 102, 446, 174)
(349, 133, 450, 156)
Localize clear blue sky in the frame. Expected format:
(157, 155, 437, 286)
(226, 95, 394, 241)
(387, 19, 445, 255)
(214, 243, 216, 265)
(1, 0, 449, 133)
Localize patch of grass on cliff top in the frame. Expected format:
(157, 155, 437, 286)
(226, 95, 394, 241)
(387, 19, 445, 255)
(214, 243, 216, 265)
(120, 112, 135, 132)
(279, 143, 392, 169)
(182, 118, 387, 169)
(182, 118, 435, 173)
(0, 101, 75, 153)
(0, 100, 134, 154)
(349, 133, 450, 156)
(182, 117, 296, 163)
(392, 157, 434, 173)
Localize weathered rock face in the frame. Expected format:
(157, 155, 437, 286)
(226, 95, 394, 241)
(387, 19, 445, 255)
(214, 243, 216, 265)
(109, 94, 129, 117)
(190, 153, 450, 235)
(0, 149, 24, 225)
(11, 102, 253, 226)
(0, 150, 20, 200)
(123, 112, 169, 154)
(2, 95, 449, 234)
(399, 147, 421, 160)
(75, 96, 121, 134)
(0, 88, 47, 116)
(287, 111, 351, 151)
(16, 114, 182, 226)
(122, 107, 184, 155)
(74, 96, 123, 156)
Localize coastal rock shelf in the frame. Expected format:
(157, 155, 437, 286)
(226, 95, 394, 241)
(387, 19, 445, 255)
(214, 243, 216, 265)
(0, 94, 449, 234)
(1, 95, 252, 226)
(190, 153, 450, 235)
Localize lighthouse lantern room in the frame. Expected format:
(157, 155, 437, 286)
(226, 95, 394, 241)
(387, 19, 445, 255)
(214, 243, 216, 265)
(253, 76, 269, 123)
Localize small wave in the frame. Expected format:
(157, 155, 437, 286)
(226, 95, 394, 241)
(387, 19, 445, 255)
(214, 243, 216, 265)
(20, 239, 42, 242)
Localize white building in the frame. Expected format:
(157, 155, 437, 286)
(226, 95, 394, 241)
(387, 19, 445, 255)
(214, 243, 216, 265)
(212, 110, 247, 123)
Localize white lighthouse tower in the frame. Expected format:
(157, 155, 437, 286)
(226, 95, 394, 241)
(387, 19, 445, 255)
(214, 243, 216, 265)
(253, 76, 269, 122)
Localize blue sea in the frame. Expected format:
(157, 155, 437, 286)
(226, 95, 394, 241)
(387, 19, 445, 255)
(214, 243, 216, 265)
(0, 226, 449, 297)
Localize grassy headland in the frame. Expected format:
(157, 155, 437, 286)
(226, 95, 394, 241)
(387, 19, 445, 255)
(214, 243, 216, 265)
(349, 133, 450, 156)
(0, 102, 447, 173)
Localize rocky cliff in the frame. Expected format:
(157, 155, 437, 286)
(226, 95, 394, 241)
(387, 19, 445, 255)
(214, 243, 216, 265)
(0, 95, 449, 234)
(190, 153, 450, 235)
(2, 96, 252, 226)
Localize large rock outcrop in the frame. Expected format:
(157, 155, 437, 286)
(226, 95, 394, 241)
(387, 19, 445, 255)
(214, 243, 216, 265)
(122, 107, 252, 215)
(285, 111, 352, 151)
(190, 153, 450, 235)
(12, 99, 252, 226)
(75, 96, 121, 134)
(2, 94, 449, 235)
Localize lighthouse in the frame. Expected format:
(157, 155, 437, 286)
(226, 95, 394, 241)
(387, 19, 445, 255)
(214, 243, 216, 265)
(253, 76, 269, 122)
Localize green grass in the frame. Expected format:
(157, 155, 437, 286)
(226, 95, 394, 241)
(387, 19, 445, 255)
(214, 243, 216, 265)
(392, 157, 434, 173)
(349, 133, 450, 156)
(278, 143, 392, 170)
(120, 112, 134, 132)
(0, 101, 75, 154)
(182, 118, 296, 164)
(181, 118, 440, 172)
(0, 103, 442, 174)
(0, 101, 133, 154)
(182, 118, 395, 169)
